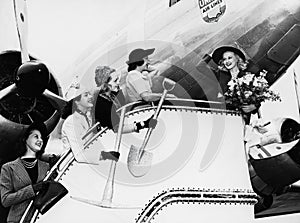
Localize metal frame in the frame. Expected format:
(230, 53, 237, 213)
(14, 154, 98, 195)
(21, 98, 239, 222)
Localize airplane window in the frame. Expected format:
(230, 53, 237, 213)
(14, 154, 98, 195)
(236, 14, 300, 86)
(169, 0, 181, 7)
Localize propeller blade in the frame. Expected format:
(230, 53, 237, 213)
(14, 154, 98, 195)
(13, 0, 30, 63)
(43, 89, 67, 112)
(0, 84, 17, 100)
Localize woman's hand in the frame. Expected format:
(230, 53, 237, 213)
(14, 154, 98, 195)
(241, 104, 257, 113)
(166, 93, 177, 99)
(32, 181, 50, 193)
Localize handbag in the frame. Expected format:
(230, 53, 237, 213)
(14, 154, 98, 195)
(33, 181, 68, 215)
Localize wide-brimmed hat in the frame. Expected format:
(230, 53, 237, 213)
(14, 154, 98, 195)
(25, 121, 48, 139)
(94, 66, 116, 87)
(126, 48, 155, 65)
(212, 46, 246, 64)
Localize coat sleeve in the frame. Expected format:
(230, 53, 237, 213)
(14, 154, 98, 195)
(0, 164, 35, 208)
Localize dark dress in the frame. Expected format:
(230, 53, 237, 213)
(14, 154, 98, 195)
(94, 90, 126, 132)
(216, 69, 247, 96)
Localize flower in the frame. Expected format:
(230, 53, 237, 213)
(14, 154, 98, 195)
(242, 73, 255, 85)
(227, 79, 236, 91)
(224, 71, 281, 110)
(244, 90, 252, 98)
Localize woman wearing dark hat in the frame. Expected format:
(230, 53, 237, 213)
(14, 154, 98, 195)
(0, 122, 50, 223)
(94, 65, 157, 134)
(212, 46, 261, 124)
(125, 48, 175, 103)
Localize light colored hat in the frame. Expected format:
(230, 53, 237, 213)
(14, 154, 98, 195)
(64, 76, 89, 101)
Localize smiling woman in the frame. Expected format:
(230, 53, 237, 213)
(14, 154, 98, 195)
(212, 45, 261, 124)
(0, 121, 50, 223)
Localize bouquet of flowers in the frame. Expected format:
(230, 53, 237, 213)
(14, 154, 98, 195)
(224, 71, 281, 110)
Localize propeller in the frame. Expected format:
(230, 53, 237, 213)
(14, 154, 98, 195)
(15, 61, 50, 97)
(0, 84, 17, 101)
(0, 0, 33, 100)
(13, 0, 29, 63)
(0, 0, 67, 140)
(0, 1, 68, 165)
(0, 0, 49, 100)
(0, 0, 66, 112)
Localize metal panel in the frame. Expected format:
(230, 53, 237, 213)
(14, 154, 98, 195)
(267, 25, 300, 65)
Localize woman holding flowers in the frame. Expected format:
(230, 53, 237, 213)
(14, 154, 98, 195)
(212, 46, 265, 124)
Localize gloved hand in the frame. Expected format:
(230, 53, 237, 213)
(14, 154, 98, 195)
(136, 115, 157, 132)
(100, 151, 120, 162)
(48, 154, 60, 168)
(144, 115, 158, 129)
(32, 181, 50, 193)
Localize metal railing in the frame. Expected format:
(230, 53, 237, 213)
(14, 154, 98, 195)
(21, 98, 234, 222)
(116, 98, 226, 113)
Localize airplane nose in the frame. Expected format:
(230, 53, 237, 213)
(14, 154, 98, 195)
(15, 61, 50, 97)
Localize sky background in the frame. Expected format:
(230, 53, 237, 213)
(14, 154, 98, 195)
(0, 0, 140, 90)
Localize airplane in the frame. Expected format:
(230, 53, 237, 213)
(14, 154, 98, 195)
(0, 0, 300, 222)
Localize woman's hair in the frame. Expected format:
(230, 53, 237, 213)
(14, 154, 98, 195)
(94, 66, 115, 87)
(98, 76, 112, 94)
(18, 140, 28, 157)
(61, 93, 83, 119)
(127, 60, 145, 72)
(73, 94, 82, 103)
(73, 94, 88, 113)
(61, 100, 73, 119)
(218, 53, 249, 72)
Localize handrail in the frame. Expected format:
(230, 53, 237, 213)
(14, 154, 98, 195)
(116, 98, 225, 113)
(100, 106, 126, 206)
(20, 149, 74, 223)
(116, 101, 152, 113)
(45, 149, 72, 180)
(21, 98, 229, 222)
(84, 126, 109, 148)
(167, 98, 224, 104)
(82, 122, 100, 141)
(28, 150, 76, 223)
(122, 105, 240, 122)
